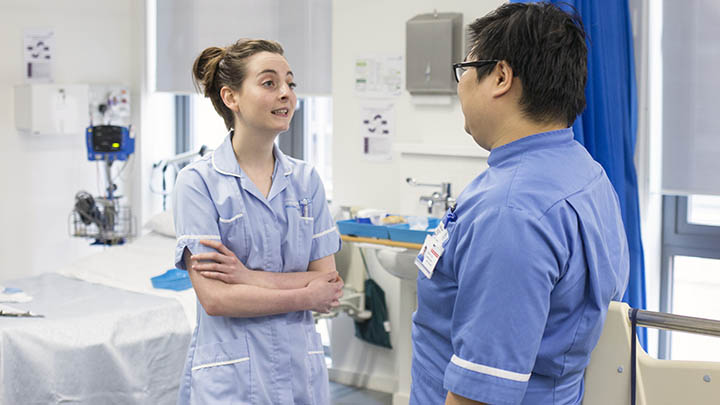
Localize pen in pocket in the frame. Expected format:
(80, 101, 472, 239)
(299, 199, 310, 217)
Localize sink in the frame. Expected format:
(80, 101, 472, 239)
(376, 248, 420, 280)
(334, 241, 419, 404)
(375, 246, 419, 404)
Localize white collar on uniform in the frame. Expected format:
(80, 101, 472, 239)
(211, 130, 293, 178)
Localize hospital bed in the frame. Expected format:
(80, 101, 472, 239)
(584, 301, 720, 404)
(0, 212, 194, 404)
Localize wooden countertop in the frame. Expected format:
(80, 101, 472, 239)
(340, 235, 422, 250)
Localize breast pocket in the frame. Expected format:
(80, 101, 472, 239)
(284, 200, 314, 271)
(190, 336, 252, 404)
(218, 213, 250, 263)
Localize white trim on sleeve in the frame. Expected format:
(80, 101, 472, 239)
(308, 351, 324, 355)
(176, 234, 221, 242)
(450, 354, 531, 382)
(312, 226, 338, 239)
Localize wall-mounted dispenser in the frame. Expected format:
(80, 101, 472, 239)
(406, 11, 463, 95)
(14, 84, 89, 136)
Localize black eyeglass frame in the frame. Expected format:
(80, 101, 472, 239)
(452, 60, 500, 82)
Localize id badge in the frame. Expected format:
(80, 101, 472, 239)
(415, 234, 445, 279)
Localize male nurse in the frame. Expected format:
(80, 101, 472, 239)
(410, 3, 630, 404)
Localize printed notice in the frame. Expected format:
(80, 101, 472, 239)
(355, 56, 402, 98)
(360, 103, 394, 161)
(24, 29, 54, 83)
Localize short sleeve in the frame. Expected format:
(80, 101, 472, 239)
(308, 169, 341, 262)
(172, 169, 222, 270)
(443, 208, 564, 404)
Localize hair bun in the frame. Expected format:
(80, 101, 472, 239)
(192, 46, 225, 96)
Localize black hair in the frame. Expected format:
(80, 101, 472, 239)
(468, 2, 587, 127)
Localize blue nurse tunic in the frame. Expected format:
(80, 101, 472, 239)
(173, 132, 341, 404)
(410, 129, 629, 404)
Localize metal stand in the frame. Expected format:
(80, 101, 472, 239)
(70, 158, 134, 245)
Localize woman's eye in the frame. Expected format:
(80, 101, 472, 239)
(288, 82, 297, 90)
(262, 80, 275, 88)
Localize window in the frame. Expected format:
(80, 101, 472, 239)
(645, 0, 720, 361)
(660, 196, 720, 360)
(670, 256, 720, 361)
(303, 96, 333, 198)
(190, 94, 227, 152)
(687, 195, 720, 227)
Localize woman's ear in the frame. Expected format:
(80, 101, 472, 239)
(491, 60, 514, 98)
(220, 86, 239, 111)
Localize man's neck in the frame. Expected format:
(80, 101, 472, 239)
(489, 118, 566, 150)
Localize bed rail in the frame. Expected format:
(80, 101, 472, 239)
(631, 308, 720, 337)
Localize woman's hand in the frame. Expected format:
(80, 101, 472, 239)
(306, 272, 344, 313)
(191, 240, 252, 284)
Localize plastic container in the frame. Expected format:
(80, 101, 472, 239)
(387, 217, 440, 244)
(336, 219, 391, 239)
(356, 208, 388, 225)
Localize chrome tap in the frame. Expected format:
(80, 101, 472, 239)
(406, 178, 455, 215)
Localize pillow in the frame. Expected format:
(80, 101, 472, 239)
(145, 210, 175, 238)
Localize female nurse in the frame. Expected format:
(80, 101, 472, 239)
(172, 39, 343, 404)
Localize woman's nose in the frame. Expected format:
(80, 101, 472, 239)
(279, 84, 291, 99)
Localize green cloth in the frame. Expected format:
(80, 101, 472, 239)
(354, 278, 392, 349)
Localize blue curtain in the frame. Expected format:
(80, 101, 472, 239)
(512, 0, 647, 347)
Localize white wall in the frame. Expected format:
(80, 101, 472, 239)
(0, 0, 167, 282)
(331, 0, 503, 216)
(329, 0, 503, 393)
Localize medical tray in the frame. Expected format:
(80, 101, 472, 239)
(336, 219, 390, 239)
(386, 218, 440, 244)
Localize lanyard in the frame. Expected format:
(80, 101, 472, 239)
(442, 204, 458, 227)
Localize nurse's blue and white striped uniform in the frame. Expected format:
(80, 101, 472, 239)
(173, 131, 341, 404)
(410, 128, 629, 404)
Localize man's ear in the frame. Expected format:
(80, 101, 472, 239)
(491, 61, 514, 98)
(220, 86, 239, 111)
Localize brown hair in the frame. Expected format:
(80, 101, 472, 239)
(192, 39, 285, 130)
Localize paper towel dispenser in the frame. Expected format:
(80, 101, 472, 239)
(406, 12, 463, 95)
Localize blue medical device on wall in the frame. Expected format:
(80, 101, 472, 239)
(85, 124, 134, 201)
(86, 125, 134, 162)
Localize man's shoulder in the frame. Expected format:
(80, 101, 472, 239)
(507, 144, 606, 218)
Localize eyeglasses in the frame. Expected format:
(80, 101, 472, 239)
(452, 60, 499, 82)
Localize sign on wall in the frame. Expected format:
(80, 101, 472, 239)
(23, 29, 54, 83)
(360, 102, 395, 161)
(354, 55, 403, 98)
